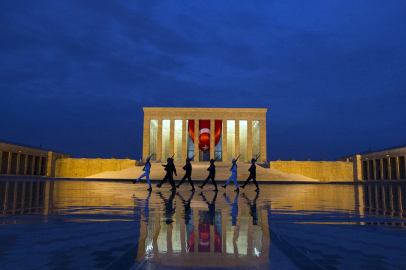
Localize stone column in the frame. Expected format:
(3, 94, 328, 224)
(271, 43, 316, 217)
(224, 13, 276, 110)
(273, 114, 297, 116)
(260, 119, 267, 162)
(235, 120, 240, 160)
(143, 117, 150, 160)
(373, 160, 377, 180)
(7, 152, 12, 174)
(182, 119, 187, 161)
(210, 119, 215, 160)
(222, 119, 227, 162)
(387, 157, 392, 180)
(24, 155, 28, 175)
(170, 119, 175, 157)
(247, 118, 252, 162)
(156, 118, 162, 161)
(353, 155, 362, 181)
(380, 159, 384, 180)
(395, 156, 400, 180)
(194, 119, 199, 162)
(0, 150, 3, 174)
(366, 160, 370, 180)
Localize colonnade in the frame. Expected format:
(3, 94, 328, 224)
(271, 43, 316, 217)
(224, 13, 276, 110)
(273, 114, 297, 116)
(0, 150, 47, 176)
(142, 108, 267, 163)
(362, 155, 406, 180)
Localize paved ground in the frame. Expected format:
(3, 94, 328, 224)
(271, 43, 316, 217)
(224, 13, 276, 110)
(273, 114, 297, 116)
(86, 161, 319, 182)
(1, 179, 406, 269)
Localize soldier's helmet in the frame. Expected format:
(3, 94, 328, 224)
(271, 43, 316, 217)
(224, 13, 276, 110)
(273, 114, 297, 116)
(210, 159, 215, 163)
(146, 157, 150, 161)
(232, 159, 236, 163)
(186, 158, 191, 162)
(251, 158, 256, 163)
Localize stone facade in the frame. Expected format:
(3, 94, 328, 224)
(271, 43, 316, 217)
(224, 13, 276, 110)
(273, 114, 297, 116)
(341, 145, 406, 181)
(55, 158, 140, 178)
(270, 160, 353, 182)
(0, 141, 69, 177)
(142, 107, 267, 162)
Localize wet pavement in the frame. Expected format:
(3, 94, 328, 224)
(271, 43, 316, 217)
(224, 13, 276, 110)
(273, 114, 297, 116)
(1, 179, 406, 269)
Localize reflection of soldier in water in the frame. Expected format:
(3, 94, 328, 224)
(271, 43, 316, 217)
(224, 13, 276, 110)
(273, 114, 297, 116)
(157, 191, 176, 225)
(224, 192, 239, 226)
(177, 191, 195, 251)
(157, 158, 177, 191)
(199, 192, 218, 225)
(224, 192, 240, 256)
(133, 190, 152, 222)
(242, 192, 259, 225)
(199, 192, 221, 252)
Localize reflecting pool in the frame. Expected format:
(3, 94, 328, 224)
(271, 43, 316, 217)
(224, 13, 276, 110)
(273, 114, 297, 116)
(1, 180, 406, 269)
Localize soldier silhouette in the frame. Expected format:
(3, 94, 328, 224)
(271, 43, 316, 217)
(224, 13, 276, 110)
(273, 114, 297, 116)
(132, 156, 152, 191)
(199, 192, 218, 225)
(241, 158, 259, 191)
(198, 158, 218, 191)
(221, 158, 239, 192)
(157, 158, 177, 191)
(176, 157, 194, 191)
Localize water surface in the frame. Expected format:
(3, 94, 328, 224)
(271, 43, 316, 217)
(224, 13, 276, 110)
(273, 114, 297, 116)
(1, 180, 406, 269)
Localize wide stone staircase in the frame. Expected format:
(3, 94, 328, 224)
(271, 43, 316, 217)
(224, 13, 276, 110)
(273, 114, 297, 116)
(86, 162, 317, 182)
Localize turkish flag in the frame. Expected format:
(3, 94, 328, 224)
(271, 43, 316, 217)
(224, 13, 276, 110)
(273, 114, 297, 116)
(188, 120, 222, 153)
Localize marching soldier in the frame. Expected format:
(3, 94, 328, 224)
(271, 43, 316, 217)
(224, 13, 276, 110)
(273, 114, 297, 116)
(157, 158, 177, 191)
(241, 158, 259, 191)
(221, 158, 239, 192)
(132, 156, 152, 191)
(176, 158, 195, 191)
(198, 158, 218, 191)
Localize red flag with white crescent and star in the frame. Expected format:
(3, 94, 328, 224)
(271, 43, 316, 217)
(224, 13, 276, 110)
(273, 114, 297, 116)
(188, 120, 222, 153)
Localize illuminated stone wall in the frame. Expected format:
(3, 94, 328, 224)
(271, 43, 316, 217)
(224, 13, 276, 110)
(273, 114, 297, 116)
(270, 160, 353, 182)
(55, 158, 139, 178)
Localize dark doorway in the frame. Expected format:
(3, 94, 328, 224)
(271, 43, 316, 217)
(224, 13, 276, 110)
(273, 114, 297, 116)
(10, 153, 18, 174)
(18, 154, 26, 175)
(27, 155, 33, 175)
(34, 156, 40, 175)
(41, 157, 47, 176)
(1, 152, 9, 174)
(399, 157, 405, 179)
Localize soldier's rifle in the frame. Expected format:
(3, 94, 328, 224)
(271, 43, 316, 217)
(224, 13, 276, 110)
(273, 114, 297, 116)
(254, 155, 260, 162)
(231, 154, 241, 169)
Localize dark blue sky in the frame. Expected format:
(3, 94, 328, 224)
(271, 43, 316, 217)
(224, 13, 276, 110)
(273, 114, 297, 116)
(1, 1, 406, 161)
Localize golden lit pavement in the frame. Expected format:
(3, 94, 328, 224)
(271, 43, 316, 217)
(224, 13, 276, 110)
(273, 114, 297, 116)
(86, 161, 318, 182)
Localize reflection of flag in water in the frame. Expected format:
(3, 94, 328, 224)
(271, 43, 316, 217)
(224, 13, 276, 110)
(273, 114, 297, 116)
(188, 120, 222, 153)
(198, 218, 222, 252)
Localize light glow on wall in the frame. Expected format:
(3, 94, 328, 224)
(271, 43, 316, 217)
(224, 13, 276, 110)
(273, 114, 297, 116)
(252, 121, 260, 159)
(149, 120, 158, 160)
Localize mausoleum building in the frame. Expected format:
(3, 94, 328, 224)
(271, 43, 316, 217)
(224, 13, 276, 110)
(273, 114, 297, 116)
(142, 107, 267, 163)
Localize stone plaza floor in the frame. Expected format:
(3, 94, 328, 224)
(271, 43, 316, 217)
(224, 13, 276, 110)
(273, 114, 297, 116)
(1, 178, 406, 269)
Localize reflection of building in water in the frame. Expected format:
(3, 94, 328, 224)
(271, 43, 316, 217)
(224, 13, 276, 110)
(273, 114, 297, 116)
(363, 184, 406, 226)
(136, 193, 270, 268)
